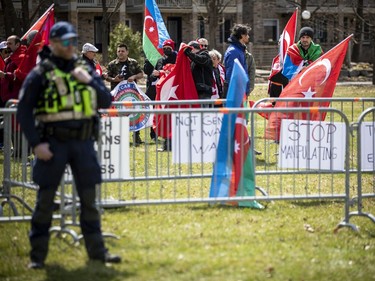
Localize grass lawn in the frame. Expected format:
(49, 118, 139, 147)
(0, 85, 374, 281)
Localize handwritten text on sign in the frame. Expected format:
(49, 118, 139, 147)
(278, 119, 346, 170)
(361, 122, 375, 171)
(172, 113, 223, 163)
(65, 117, 130, 180)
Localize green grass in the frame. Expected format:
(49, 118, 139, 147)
(0, 85, 375, 281)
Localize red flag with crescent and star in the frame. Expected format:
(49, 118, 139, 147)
(265, 35, 353, 141)
(269, 8, 298, 80)
(153, 45, 199, 138)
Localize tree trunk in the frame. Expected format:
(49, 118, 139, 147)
(207, 0, 218, 50)
(351, 0, 363, 62)
(101, 0, 109, 64)
(21, 0, 30, 33)
(0, 0, 22, 36)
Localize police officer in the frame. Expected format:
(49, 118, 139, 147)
(17, 21, 121, 269)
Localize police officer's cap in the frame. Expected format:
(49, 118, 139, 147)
(49, 21, 78, 40)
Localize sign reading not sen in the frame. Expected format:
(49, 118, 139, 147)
(172, 113, 223, 164)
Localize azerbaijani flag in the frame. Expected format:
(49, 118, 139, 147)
(143, 0, 170, 66)
(210, 59, 263, 208)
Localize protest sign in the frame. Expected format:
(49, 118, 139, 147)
(361, 122, 375, 171)
(65, 117, 130, 180)
(172, 112, 223, 163)
(278, 119, 346, 170)
(111, 81, 153, 132)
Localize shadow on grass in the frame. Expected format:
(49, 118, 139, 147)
(44, 261, 133, 281)
(290, 199, 345, 207)
(187, 203, 268, 211)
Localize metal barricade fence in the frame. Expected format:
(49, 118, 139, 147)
(1, 99, 374, 234)
(349, 107, 375, 227)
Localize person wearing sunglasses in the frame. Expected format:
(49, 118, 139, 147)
(17, 21, 121, 269)
(0, 41, 10, 62)
(0, 35, 27, 104)
(197, 38, 209, 50)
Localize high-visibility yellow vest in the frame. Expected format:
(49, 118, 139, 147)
(35, 66, 97, 122)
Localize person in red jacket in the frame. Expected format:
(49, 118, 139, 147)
(0, 35, 27, 104)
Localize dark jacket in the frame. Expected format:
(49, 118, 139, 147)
(144, 52, 177, 100)
(184, 48, 213, 99)
(81, 54, 96, 71)
(224, 36, 250, 94)
(17, 46, 112, 148)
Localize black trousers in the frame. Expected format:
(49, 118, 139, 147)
(29, 137, 106, 263)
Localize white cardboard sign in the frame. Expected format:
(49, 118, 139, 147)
(65, 116, 130, 180)
(360, 122, 375, 171)
(172, 112, 223, 164)
(278, 119, 346, 170)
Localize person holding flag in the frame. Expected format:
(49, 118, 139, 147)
(144, 39, 177, 144)
(183, 40, 213, 102)
(0, 35, 27, 104)
(282, 26, 323, 81)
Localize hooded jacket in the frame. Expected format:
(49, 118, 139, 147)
(224, 36, 250, 94)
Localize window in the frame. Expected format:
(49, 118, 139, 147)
(198, 16, 205, 38)
(263, 19, 278, 43)
(314, 19, 328, 43)
(220, 19, 232, 43)
(94, 17, 109, 52)
(125, 19, 131, 28)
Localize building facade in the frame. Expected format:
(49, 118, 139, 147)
(1, 0, 374, 67)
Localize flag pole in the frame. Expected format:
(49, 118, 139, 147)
(22, 3, 54, 39)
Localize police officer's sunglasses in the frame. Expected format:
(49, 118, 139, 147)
(59, 38, 78, 47)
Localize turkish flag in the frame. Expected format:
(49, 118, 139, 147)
(154, 45, 199, 138)
(15, 7, 54, 81)
(269, 9, 297, 79)
(21, 4, 54, 41)
(265, 35, 353, 141)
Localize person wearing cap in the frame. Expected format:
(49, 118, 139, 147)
(183, 40, 213, 101)
(144, 39, 177, 147)
(81, 42, 99, 71)
(0, 35, 27, 104)
(224, 24, 252, 97)
(282, 26, 323, 81)
(17, 21, 121, 269)
(0, 41, 10, 63)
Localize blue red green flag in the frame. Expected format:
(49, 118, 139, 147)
(143, 0, 170, 66)
(210, 59, 263, 208)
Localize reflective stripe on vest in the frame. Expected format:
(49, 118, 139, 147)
(35, 67, 97, 122)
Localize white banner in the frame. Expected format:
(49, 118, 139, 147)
(360, 122, 375, 171)
(65, 116, 130, 180)
(172, 112, 223, 164)
(278, 119, 346, 170)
